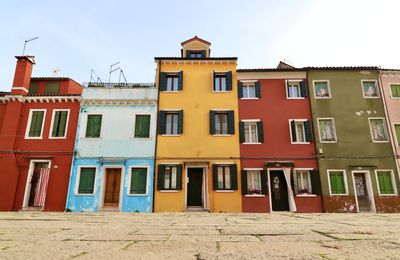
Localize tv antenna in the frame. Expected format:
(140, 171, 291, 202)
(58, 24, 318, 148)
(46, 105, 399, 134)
(108, 62, 120, 84)
(119, 69, 128, 85)
(89, 69, 104, 85)
(22, 37, 39, 55)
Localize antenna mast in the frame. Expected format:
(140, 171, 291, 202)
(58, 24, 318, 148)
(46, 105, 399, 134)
(22, 37, 39, 55)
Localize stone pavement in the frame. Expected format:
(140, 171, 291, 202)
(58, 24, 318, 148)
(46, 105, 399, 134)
(0, 212, 399, 259)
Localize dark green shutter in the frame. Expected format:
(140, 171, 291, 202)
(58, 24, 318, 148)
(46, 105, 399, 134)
(293, 171, 299, 195)
(257, 121, 264, 143)
(29, 111, 44, 137)
(200, 50, 206, 58)
(186, 50, 191, 58)
(304, 120, 313, 142)
(227, 111, 235, 134)
(135, 115, 150, 138)
(212, 164, 219, 190)
(310, 170, 321, 195)
(176, 165, 182, 190)
(238, 81, 243, 98)
(226, 71, 232, 91)
(260, 170, 267, 195)
(130, 168, 147, 194)
(44, 82, 60, 94)
(241, 170, 247, 195)
(255, 81, 261, 98)
(52, 111, 61, 137)
(78, 168, 95, 194)
(290, 120, 296, 142)
(300, 80, 308, 97)
(212, 71, 216, 91)
(29, 111, 38, 136)
(58, 111, 68, 137)
(159, 111, 166, 135)
(230, 164, 238, 190)
(157, 165, 165, 190)
(239, 122, 245, 143)
(178, 110, 183, 134)
(159, 72, 167, 91)
(209, 111, 216, 135)
(178, 71, 183, 91)
(86, 115, 102, 138)
(29, 82, 38, 94)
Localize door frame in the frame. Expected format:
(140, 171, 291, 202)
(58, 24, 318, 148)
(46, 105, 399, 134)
(184, 165, 209, 210)
(99, 165, 124, 211)
(22, 159, 52, 208)
(351, 170, 376, 213)
(267, 168, 291, 213)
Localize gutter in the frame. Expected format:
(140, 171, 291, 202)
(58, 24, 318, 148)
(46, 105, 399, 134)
(152, 60, 161, 212)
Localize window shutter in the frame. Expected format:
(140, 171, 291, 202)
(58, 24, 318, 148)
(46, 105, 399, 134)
(257, 121, 264, 143)
(237, 81, 243, 98)
(52, 111, 60, 137)
(395, 125, 400, 145)
(310, 170, 321, 195)
(93, 115, 102, 138)
(186, 50, 191, 58)
(178, 71, 183, 91)
(176, 165, 183, 190)
(337, 174, 345, 194)
(227, 110, 235, 134)
(239, 122, 245, 143)
(300, 80, 308, 97)
(241, 170, 247, 195)
(159, 72, 167, 91)
(33, 111, 44, 137)
(29, 111, 38, 136)
(58, 111, 68, 137)
(226, 71, 232, 91)
(293, 171, 298, 195)
(290, 120, 297, 142)
(157, 165, 165, 190)
(230, 164, 238, 190)
(304, 120, 313, 142)
(285, 80, 289, 97)
(212, 164, 219, 190)
(159, 111, 166, 135)
(260, 170, 267, 195)
(255, 81, 261, 98)
(200, 50, 206, 58)
(29, 82, 38, 94)
(212, 71, 215, 91)
(209, 111, 216, 135)
(178, 110, 183, 134)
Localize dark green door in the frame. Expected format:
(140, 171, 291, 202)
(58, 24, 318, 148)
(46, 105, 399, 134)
(187, 168, 203, 206)
(270, 170, 289, 211)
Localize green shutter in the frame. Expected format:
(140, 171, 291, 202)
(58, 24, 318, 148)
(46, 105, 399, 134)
(300, 80, 308, 97)
(158, 111, 166, 135)
(178, 71, 183, 91)
(29, 82, 38, 94)
(200, 50, 206, 58)
(212, 164, 219, 190)
(227, 111, 235, 134)
(157, 165, 165, 190)
(135, 115, 150, 138)
(238, 81, 243, 98)
(209, 111, 216, 135)
(78, 168, 95, 194)
(44, 82, 60, 94)
(395, 125, 400, 146)
(130, 168, 147, 194)
(378, 172, 394, 194)
(239, 122, 245, 143)
(304, 120, 313, 142)
(290, 120, 296, 142)
(176, 165, 182, 190)
(260, 170, 267, 195)
(178, 110, 183, 134)
(226, 71, 232, 91)
(257, 121, 264, 143)
(29, 111, 38, 136)
(159, 72, 167, 91)
(391, 85, 400, 98)
(86, 115, 102, 138)
(186, 50, 191, 58)
(255, 81, 261, 98)
(293, 171, 299, 195)
(310, 170, 321, 195)
(330, 172, 345, 194)
(241, 170, 247, 195)
(29, 111, 44, 137)
(230, 164, 238, 190)
(52, 111, 68, 137)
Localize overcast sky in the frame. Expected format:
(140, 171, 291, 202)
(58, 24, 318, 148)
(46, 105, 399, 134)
(1, 0, 399, 91)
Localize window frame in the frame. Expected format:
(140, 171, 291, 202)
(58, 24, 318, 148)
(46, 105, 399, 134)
(242, 82, 257, 99)
(317, 118, 337, 143)
(295, 169, 312, 195)
(213, 73, 228, 92)
(133, 113, 151, 139)
(164, 111, 179, 136)
(165, 74, 180, 92)
(25, 109, 47, 139)
(214, 111, 229, 135)
(368, 117, 389, 143)
(161, 164, 180, 191)
(389, 83, 400, 99)
(216, 165, 233, 191)
(48, 109, 70, 139)
(243, 120, 260, 144)
(75, 165, 98, 196)
(289, 119, 310, 144)
(286, 80, 304, 99)
(361, 79, 380, 99)
(374, 169, 397, 196)
(313, 80, 331, 99)
(245, 169, 263, 196)
(128, 166, 150, 196)
(327, 169, 348, 196)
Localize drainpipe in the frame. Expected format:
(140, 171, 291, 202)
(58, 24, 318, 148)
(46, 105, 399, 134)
(378, 72, 400, 186)
(152, 60, 161, 212)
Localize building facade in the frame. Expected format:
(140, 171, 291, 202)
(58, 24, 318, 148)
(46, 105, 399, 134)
(0, 56, 82, 211)
(237, 67, 322, 213)
(153, 37, 242, 212)
(65, 84, 157, 212)
(307, 67, 400, 213)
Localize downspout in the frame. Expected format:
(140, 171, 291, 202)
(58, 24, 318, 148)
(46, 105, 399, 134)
(378, 71, 400, 185)
(12, 100, 25, 211)
(152, 60, 161, 212)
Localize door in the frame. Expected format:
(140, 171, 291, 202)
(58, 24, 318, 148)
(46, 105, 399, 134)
(104, 169, 121, 206)
(354, 173, 370, 212)
(187, 168, 203, 207)
(28, 162, 49, 207)
(270, 170, 289, 211)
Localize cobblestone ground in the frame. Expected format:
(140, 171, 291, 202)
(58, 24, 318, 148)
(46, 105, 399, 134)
(0, 212, 399, 259)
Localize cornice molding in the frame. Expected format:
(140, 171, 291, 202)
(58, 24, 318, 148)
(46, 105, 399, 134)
(81, 99, 157, 106)
(0, 95, 81, 104)
(160, 60, 236, 65)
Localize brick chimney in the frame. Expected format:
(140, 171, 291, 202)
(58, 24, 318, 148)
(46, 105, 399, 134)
(11, 56, 35, 95)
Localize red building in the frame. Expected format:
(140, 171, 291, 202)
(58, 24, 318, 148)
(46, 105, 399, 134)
(237, 65, 322, 213)
(0, 56, 82, 211)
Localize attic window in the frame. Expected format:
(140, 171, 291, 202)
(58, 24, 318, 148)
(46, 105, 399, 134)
(190, 51, 202, 58)
(186, 50, 206, 58)
(45, 82, 60, 94)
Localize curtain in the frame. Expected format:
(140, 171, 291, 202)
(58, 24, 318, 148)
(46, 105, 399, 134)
(283, 168, 297, 212)
(34, 168, 50, 207)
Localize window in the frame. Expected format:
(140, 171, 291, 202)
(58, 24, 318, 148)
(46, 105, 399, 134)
(210, 110, 234, 135)
(295, 171, 312, 194)
(166, 113, 178, 135)
(159, 111, 183, 135)
(215, 112, 228, 134)
(362, 80, 379, 98)
(29, 82, 38, 94)
(186, 50, 205, 58)
(290, 120, 312, 143)
(287, 80, 308, 98)
(328, 170, 347, 195)
(50, 110, 69, 138)
(213, 165, 237, 190)
(129, 168, 147, 195)
(369, 118, 388, 142)
(238, 81, 260, 98)
(85, 115, 102, 138)
(213, 71, 232, 92)
(313, 81, 331, 98)
(240, 121, 263, 144)
(390, 84, 400, 98)
(244, 122, 258, 143)
(317, 118, 337, 142)
(134, 115, 150, 138)
(26, 110, 46, 138)
(44, 82, 60, 94)
(77, 167, 96, 194)
(395, 124, 400, 147)
(160, 72, 183, 91)
(376, 170, 395, 195)
(164, 166, 177, 189)
(247, 171, 262, 195)
(166, 75, 179, 91)
(157, 164, 182, 190)
(243, 83, 255, 98)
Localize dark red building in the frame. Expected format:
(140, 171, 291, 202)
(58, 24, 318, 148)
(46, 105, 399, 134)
(0, 56, 82, 211)
(237, 66, 322, 213)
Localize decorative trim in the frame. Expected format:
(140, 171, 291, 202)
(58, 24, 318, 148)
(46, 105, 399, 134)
(81, 99, 157, 106)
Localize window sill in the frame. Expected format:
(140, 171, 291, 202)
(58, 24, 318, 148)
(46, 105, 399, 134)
(243, 142, 262, 145)
(161, 134, 181, 137)
(286, 97, 305, 100)
(49, 137, 67, 139)
(363, 96, 380, 99)
(127, 193, 148, 197)
(329, 193, 349, 196)
(240, 98, 259, 100)
(296, 194, 317, 197)
(75, 193, 96, 196)
(159, 190, 180, 193)
(320, 141, 337, 143)
(212, 91, 231, 93)
(212, 134, 232, 137)
(25, 137, 43, 140)
(161, 91, 181, 93)
(315, 97, 332, 99)
(245, 194, 265, 197)
(131, 137, 152, 140)
(291, 142, 311, 145)
(82, 137, 102, 140)
(378, 193, 397, 197)
(372, 140, 389, 143)
(215, 190, 235, 193)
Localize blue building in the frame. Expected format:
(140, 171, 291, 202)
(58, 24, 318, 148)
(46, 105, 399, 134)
(66, 83, 157, 212)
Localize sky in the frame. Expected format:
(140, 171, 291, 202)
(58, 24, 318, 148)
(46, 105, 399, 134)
(0, 0, 399, 91)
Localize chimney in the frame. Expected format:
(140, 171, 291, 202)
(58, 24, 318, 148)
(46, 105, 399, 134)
(11, 56, 35, 95)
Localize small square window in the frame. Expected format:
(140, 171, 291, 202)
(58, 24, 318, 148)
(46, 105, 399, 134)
(247, 170, 262, 195)
(287, 82, 301, 98)
(29, 82, 39, 94)
(85, 115, 102, 138)
(135, 115, 150, 138)
(318, 119, 337, 142)
(166, 75, 179, 91)
(328, 170, 347, 195)
(362, 80, 379, 98)
(44, 82, 60, 94)
(314, 81, 331, 98)
(295, 171, 312, 194)
(369, 118, 388, 142)
(244, 122, 258, 143)
(130, 168, 147, 195)
(78, 167, 96, 194)
(242, 83, 256, 98)
(390, 84, 400, 98)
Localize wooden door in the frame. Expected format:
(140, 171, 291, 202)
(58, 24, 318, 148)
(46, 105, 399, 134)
(104, 169, 121, 205)
(187, 168, 203, 207)
(354, 173, 370, 212)
(270, 170, 289, 211)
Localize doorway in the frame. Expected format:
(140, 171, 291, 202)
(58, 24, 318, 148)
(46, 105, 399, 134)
(187, 168, 203, 207)
(352, 171, 375, 212)
(23, 161, 51, 209)
(269, 170, 289, 211)
(103, 168, 121, 208)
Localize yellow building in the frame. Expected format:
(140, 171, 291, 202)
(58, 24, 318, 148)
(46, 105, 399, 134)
(154, 36, 242, 212)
